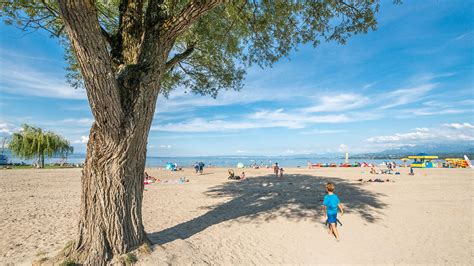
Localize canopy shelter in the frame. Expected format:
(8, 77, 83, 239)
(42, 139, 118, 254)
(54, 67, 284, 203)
(408, 153, 438, 168)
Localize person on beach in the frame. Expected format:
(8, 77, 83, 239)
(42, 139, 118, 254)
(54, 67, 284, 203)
(194, 162, 199, 173)
(240, 172, 246, 180)
(273, 163, 279, 177)
(198, 161, 205, 174)
(322, 182, 344, 241)
(279, 168, 284, 178)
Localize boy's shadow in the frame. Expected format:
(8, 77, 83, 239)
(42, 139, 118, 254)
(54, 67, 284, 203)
(148, 174, 386, 245)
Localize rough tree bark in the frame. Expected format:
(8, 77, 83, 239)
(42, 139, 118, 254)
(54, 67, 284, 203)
(56, 0, 223, 264)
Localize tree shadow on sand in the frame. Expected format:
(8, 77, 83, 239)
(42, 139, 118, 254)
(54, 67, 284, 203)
(148, 174, 387, 245)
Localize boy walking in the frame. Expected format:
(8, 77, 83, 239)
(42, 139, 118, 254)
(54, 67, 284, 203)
(322, 182, 344, 241)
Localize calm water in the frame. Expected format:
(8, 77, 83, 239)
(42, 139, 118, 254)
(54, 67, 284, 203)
(6, 154, 392, 167)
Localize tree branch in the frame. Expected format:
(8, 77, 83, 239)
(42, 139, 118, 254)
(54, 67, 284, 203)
(339, 0, 363, 17)
(116, 0, 145, 64)
(58, 0, 123, 131)
(163, 0, 224, 41)
(165, 44, 195, 70)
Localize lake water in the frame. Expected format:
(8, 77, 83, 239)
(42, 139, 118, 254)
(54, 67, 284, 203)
(6, 154, 393, 167)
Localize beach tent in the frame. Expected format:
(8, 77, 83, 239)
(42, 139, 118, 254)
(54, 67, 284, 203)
(237, 162, 244, 168)
(165, 162, 176, 171)
(408, 153, 438, 168)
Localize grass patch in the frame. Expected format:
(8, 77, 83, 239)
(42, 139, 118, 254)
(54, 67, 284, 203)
(124, 253, 138, 265)
(138, 243, 152, 255)
(59, 259, 77, 266)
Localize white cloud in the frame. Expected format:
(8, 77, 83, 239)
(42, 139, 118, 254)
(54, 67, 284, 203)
(0, 59, 87, 100)
(380, 83, 437, 109)
(155, 84, 306, 114)
(367, 131, 433, 143)
(159, 145, 172, 149)
(443, 123, 474, 130)
(152, 108, 379, 133)
(338, 144, 350, 152)
(422, 99, 474, 109)
(59, 118, 94, 126)
(363, 82, 377, 89)
(395, 107, 471, 117)
(367, 123, 474, 144)
(301, 93, 369, 113)
(300, 129, 347, 135)
(73, 135, 89, 144)
(0, 122, 17, 137)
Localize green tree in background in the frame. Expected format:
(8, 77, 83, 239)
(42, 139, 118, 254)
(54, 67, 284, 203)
(1, 0, 400, 263)
(8, 124, 74, 168)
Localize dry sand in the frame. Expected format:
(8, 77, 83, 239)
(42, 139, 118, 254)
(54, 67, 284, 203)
(0, 167, 473, 265)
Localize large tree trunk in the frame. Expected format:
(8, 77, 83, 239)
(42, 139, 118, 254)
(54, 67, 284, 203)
(58, 2, 161, 263)
(62, 80, 159, 265)
(67, 119, 149, 264)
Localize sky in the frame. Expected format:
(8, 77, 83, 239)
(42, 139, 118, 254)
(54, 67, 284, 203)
(0, 0, 473, 157)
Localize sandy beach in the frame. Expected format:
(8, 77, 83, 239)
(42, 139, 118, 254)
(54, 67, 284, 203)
(0, 167, 472, 265)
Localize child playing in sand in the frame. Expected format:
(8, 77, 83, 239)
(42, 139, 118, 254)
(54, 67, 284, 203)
(322, 182, 344, 241)
(240, 172, 246, 180)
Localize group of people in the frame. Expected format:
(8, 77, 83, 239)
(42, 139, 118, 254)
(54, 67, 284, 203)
(369, 161, 400, 175)
(194, 161, 205, 174)
(273, 163, 284, 177)
(228, 169, 246, 180)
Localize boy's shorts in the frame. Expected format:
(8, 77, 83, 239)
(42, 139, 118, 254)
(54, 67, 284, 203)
(327, 213, 337, 224)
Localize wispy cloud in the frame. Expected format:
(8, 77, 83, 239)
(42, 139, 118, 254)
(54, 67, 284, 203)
(0, 48, 59, 62)
(443, 122, 474, 130)
(155, 84, 309, 114)
(159, 145, 172, 149)
(453, 31, 472, 41)
(367, 122, 474, 144)
(152, 108, 379, 133)
(299, 129, 348, 135)
(301, 93, 369, 113)
(379, 83, 438, 109)
(0, 58, 86, 100)
(363, 82, 377, 89)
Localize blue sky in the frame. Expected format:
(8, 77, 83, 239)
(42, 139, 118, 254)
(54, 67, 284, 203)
(0, 0, 473, 156)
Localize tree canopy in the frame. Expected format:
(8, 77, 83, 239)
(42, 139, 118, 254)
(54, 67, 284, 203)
(1, 0, 400, 98)
(8, 124, 73, 167)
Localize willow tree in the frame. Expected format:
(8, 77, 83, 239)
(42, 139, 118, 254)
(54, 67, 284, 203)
(8, 124, 73, 168)
(1, 0, 397, 263)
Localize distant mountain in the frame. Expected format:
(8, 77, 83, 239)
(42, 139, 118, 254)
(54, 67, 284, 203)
(353, 143, 474, 159)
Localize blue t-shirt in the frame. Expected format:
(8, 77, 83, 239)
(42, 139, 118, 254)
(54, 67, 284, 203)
(323, 194, 340, 215)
